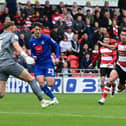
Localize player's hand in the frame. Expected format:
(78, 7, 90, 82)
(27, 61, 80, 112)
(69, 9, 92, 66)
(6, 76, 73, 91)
(33, 56, 37, 60)
(55, 58, 59, 65)
(89, 64, 93, 68)
(25, 56, 35, 65)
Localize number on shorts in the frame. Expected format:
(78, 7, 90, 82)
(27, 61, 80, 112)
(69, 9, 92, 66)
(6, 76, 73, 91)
(48, 68, 54, 75)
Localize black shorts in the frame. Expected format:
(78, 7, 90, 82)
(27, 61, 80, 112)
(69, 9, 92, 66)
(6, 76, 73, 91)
(100, 68, 113, 77)
(115, 65, 126, 84)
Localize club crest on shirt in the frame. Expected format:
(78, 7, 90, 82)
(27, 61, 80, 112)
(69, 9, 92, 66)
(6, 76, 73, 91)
(41, 41, 45, 45)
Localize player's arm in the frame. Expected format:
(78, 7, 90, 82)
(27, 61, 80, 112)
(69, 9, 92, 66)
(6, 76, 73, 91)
(48, 37, 60, 64)
(11, 34, 35, 64)
(98, 41, 117, 50)
(29, 40, 37, 60)
(89, 50, 100, 68)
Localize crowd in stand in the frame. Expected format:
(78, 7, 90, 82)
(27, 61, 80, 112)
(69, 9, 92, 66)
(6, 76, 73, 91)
(0, 0, 125, 76)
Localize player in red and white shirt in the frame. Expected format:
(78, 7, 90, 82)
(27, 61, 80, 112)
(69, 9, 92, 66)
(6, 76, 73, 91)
(89, 35, 117, 95)
(98, 28, 126, 105)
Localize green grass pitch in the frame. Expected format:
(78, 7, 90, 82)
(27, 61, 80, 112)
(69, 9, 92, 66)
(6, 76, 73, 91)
(0, 93, 126, 126)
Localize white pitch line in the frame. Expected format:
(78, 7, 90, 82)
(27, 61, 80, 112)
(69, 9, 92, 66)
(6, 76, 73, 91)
(0, 111, 126, 120)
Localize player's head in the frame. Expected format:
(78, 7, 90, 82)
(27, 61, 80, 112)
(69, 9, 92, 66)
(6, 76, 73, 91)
(120, 28, 126, 43)
(103, 34, 110, 44)
(33, 22, 42, 38)
(3, 21, 17, 33)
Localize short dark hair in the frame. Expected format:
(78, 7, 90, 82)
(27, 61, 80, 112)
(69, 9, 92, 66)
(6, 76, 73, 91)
(121, 27, 126, 32)
(33, 22, 42, 28)
(3, 21, 15, 29)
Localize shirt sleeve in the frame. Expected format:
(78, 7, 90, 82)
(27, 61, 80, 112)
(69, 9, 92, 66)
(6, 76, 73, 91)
(29, 40, 36, 57)
(11, 33, 19, 43)
(48, 37, 60, 58)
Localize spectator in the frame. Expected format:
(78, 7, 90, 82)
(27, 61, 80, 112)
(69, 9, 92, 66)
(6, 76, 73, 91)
(14, 10, 24, 28)
(20, 24, 32, 42)
(93, 21, 99, 34)
(79, 43, 90, 60)
(34, 1, 43, 14)
(24, 16, 32, 29)
(110, 19, 119, 39)
(62, 60, 71, 77)
(71, 2, 78, 16)
(50, 25, 62, 43)
(19, 33, 26, 47)
(70, 33, 80, 56)
(79, 32, 93, 50)
(42, 15, 52, 29)
(57, 1, 65, 14)
(43, 0, 53, 21)
(94, 10, 102, 26)
(80, 52, 92, 69)
(101, 1, 112, 18)
(93, 27, 106, 45)
(85, 18, 94, 41)
(32, 11, 42, 23)
(17, 2, 24, 13)
(23, 1, 34, 17)
(85, 9, 94, 25)
(83, 1, 93, 15)
(56, 17, 66, 36)
(52, 9, 63, 24)
(4, 16, 11, 24)
(74, 7, 85, 21)
(101, 11, 112, 31)
(65, 26, 74, 41)
(67, 34, 80, 73)
(63, 9, 73, 27)
(6, 0, 17, 19)
(72, 15, 85, 36)
(59, 34, 72, 54)
(0, 7, 10, 23)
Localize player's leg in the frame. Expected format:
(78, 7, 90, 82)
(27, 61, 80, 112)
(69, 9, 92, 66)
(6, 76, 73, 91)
(100, 68, 106, 92)
(45, 67, 59, 104)
(46, 76, 59, 104)
(0, 73, 9, 99)
(111, 81, 116, 96)
(0, 81, 6, 98)
(98, 69, 118, 105)
(11, 64, 53, 108)
(117, 82, 126, 92)
(36, 75, 56, 101)
(107, 68, 116, 96)
(115, 65, 126, 92)
(101, 76, 105, 93)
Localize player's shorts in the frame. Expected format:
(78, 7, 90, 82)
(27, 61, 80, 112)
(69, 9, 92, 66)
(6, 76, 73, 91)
(0, 63, 24, 81)
(115, 65, 126, 84)
(100, 68, 113, 77)
(34, 63, 55, 77)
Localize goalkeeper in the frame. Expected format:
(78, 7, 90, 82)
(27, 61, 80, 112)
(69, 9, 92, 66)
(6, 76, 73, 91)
(0, 21, 53, 108)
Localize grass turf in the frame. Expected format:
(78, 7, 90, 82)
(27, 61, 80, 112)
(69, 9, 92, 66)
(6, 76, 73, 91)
(0, 93, 126, 126)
